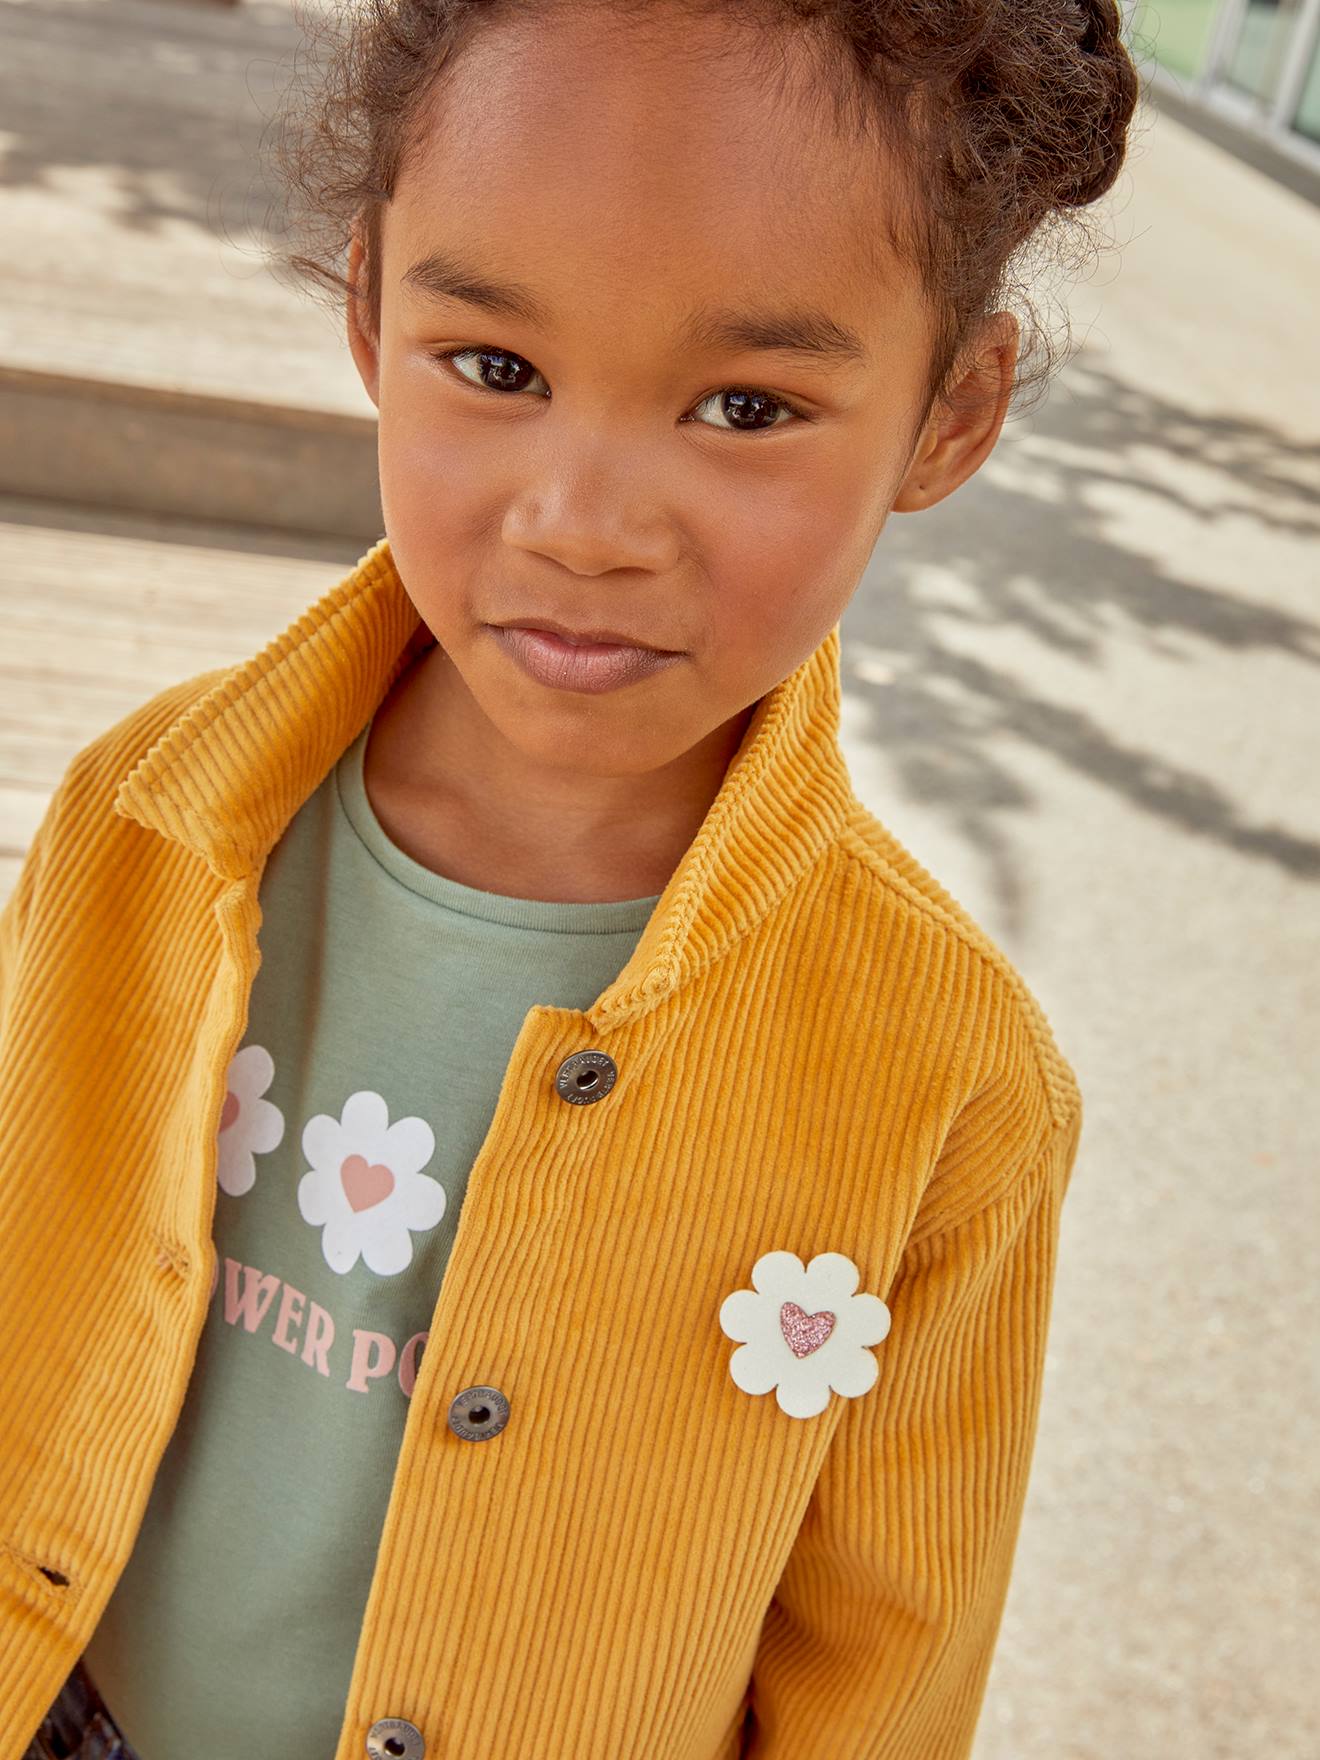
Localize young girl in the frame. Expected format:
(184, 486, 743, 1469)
(4, 2, 1138, 1756)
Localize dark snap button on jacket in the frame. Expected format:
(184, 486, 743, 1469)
(365, 1715, 425, 1759)
(448, 1384, 511, 1441)
(554, 1049, 617, 1105)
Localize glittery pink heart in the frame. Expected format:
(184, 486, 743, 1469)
(780, 1300, 836, 1358)
(340, 1153, 395, 1213)
(219, 1090, 240, 1132)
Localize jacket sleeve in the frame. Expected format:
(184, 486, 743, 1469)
(740, 1101, 1083, 1760)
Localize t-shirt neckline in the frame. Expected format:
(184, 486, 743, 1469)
(333, 719, 664, 935)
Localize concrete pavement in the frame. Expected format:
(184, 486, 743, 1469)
(0, 0, 379, 537)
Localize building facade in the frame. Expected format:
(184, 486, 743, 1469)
(1129, 0, 1320, 177)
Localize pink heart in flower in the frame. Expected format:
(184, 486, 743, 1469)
(779, 1300, 836, 1358)
(219, 1091, 240, 1132)
(340, 1153, 395, 1213)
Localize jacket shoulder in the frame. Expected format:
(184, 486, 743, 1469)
(1, 665, 232, 1021)
(58, 664, 235, 811)
(834, 798, 1083, 1139)
(12, 663, 232, 906)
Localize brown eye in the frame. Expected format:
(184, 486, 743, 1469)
(688, 388, 799, 432)
(440, 347, 547, 395)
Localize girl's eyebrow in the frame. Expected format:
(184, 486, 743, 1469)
(401, 246, 870, 368)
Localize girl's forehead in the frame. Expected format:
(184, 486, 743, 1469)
(386, 2, 911, 311)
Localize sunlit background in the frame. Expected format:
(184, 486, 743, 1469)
(0, 0, 1316, 1754)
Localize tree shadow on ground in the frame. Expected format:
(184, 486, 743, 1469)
(0, 0, 307, 246)
(842, 344, 1320, 940)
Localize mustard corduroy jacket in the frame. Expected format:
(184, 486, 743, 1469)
(0, 537, 1083, 1760)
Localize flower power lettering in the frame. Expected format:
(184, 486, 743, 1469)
(213, 1253, 431, 1398)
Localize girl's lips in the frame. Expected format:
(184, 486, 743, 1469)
(488, 625, 684, 695)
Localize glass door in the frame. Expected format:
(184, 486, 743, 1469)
(1133, 0, 1224, 78)
(1287, 9, 1320, 138)
(1222, 0, 1307, 104)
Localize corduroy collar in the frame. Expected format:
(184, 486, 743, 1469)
(113, 536, 857, 1030)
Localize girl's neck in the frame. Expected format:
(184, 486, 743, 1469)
(360, 643, 754, 904)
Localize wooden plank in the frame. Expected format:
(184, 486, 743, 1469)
(0, 500, 365, 879)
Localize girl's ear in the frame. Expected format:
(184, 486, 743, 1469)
(346, 230, 381, 410)
(890, 312, 1020, 515)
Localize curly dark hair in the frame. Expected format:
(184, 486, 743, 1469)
(261, 0, 1146, 432)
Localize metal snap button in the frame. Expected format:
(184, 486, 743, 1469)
(554, 1049, 617, 1105)
(365, 1715, 425, 1759)
(447, 1384, 511, 1441)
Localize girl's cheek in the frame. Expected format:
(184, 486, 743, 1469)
(379, 417, 487, 513)
(707, 495, 858, 650)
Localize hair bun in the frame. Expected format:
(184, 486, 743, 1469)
(1077, 0, 1123, 55)
(1056, 0, 1141, 207)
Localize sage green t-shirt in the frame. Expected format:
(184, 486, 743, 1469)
(81, 716, 661, 1759)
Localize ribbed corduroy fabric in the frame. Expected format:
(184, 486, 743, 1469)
(0, 536, 1083, 1760)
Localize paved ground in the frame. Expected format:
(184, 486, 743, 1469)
(1, 1, 1317, 1752)
(0, 0, 362, 414)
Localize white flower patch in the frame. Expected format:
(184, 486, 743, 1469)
(718, 1249, 892, 1420)
(216, 1044, 285, 1197)
(298, 1090, 445, 1276)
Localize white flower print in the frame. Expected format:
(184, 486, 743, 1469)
(216, 1044, 285, 1197)
(298, 1090, 445, 1276)
(718, 1249, 892, 1420)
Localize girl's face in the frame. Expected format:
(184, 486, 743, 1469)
(347, 1, 1014, 782)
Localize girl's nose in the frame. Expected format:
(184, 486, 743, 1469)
(499, 478, 678, 579)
